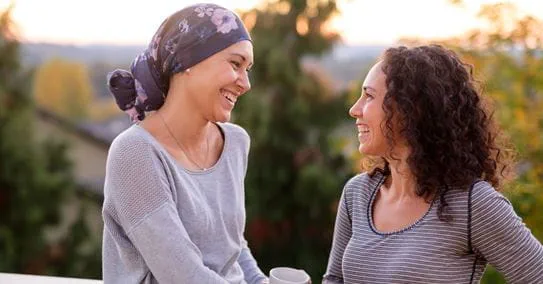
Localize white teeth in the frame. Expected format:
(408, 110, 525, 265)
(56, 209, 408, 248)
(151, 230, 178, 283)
(222, 91, 236, 103)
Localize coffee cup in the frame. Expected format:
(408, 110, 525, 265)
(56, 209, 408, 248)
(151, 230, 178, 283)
(269, 267, 310, 284)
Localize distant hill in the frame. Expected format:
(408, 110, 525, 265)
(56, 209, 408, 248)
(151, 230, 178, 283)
(21, 43, 147, 99)
(305, 44, 386, 90)
(21, 43, 146, 67)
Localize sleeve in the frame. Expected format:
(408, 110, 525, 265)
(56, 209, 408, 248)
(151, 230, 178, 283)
(103, 135, 228, 284)
(322, 186, 352, 284)
(238, 238, 267, 284)
(471, 182, 543, 284)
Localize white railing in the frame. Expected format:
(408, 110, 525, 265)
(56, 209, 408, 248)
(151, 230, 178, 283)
(0, 273, 102, 283)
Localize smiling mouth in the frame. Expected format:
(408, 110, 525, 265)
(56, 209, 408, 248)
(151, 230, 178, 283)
(222, 89, 237, 104)
(358, 127, 369, 134)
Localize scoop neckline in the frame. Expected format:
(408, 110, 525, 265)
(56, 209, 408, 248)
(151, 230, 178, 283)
(133, 122, 229, 175)
(366, 172, 436, 236)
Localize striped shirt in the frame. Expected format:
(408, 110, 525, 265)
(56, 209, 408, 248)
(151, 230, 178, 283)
(323, 172, 543, 284)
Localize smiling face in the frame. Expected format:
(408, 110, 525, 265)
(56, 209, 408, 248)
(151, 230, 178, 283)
(349, 61, 389, 156)
(175, 40, 254, 122)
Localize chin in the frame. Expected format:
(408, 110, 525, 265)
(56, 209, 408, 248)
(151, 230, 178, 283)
(213, 113, 231, 123)
(359, 145, 376, 156)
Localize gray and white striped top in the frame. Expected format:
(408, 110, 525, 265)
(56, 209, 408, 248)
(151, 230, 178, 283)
(323, 172, 543, 284)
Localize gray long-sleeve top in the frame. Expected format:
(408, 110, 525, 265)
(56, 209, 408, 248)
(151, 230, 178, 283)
(102, 123, 266, 284)
(324, 172, 543, 284)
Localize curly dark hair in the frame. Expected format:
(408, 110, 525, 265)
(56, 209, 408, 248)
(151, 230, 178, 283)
(363, 44, 515, 220)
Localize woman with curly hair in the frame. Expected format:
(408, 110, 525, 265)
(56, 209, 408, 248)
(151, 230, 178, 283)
(323, 45, 543, 283)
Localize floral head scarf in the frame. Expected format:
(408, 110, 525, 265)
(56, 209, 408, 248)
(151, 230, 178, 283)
(107, 3, 251, 122)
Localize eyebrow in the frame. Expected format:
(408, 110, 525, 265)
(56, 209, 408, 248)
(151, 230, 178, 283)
(231, 53, 254, 68)
(362, 86, 376, 92)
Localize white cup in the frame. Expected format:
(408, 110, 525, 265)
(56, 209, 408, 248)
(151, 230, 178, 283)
(269, 267, 310, 284)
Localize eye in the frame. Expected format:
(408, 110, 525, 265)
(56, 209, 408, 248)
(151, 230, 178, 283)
(230, 60, 241, 70)
(362, 92, 374, 100)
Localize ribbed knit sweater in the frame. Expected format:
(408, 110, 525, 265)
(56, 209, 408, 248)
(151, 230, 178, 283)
(102, 123, 266, 284)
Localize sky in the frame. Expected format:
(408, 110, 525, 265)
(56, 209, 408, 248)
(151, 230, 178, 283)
(1, 0, 543, 46)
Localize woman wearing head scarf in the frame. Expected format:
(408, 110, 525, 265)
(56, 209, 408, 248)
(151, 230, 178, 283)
(323, 45, 543, 283)
(102, 4, 266, 283)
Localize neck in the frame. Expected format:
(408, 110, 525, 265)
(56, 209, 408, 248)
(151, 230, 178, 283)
(384, 159, 418, 201)
(382, 144, 418, 201)
(156, 95, 213, 149)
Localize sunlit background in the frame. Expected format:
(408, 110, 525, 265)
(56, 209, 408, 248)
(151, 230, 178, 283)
(1, 0, 542, 283)
(2, 0, 543, 45)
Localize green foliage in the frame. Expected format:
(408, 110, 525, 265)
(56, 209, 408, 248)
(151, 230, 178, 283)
(236, 0, 353, 280)
(0, 8, 100, 278)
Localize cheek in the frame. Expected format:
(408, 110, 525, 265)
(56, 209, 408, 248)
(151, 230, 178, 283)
(362, 103, 383, 124)
(365, 105, 387, 138)
(214, 66, 237, 86)
(362, 103, 370, 115)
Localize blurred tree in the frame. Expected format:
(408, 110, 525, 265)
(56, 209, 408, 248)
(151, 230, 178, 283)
(0, 8, 100, 278)
(403, 2, 543, 283)
(33, 58, 93, 121)
(236, 0, 353, 280)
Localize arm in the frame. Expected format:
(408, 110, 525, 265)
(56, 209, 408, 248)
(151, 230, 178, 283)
(238, 238, 267, 284)
(322, 189, 352, 284)
(471, 182, 543, 284)
(103, 137, 228, 284)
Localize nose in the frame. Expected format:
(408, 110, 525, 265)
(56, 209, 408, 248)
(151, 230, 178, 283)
(236, 72, 251, 94)
(349, 96, 364, 118)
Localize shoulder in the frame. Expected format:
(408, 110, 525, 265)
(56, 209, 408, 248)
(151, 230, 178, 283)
(109, 125, 156, 156)
(104, 126, 171, 208)
(220, 122, 249, 140)
(219, 122, 250, 151)
(344, 172, 371, 192)
(106, 125, 162, 171)
(471, 180, 510, 208)
(439, 180, 509, 217)
(343, 172, 381, 204)
(471, 181, 510, 204)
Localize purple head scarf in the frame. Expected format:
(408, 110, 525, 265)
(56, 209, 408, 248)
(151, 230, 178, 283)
(107, 3, 251, 122)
